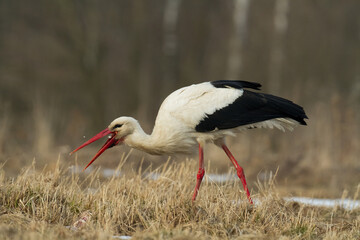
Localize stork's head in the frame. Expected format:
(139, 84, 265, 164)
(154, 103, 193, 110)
(70, 116, 137, 171)
(108, 116, 138, 139)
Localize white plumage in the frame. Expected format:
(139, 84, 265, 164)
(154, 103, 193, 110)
(148, 82, 244, 154)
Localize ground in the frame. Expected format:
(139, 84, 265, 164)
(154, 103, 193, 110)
(0, 154, 359, 240)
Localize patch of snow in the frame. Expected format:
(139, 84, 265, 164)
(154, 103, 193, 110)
(112, 236, 131, 239)
(145, 173, 238, 183)
(144, 172, 161, 180)
(284, 197, 360, 210)
(207, 173, 237, 183)
(102, 168, 122, 178)
(69, 165, 94, 174)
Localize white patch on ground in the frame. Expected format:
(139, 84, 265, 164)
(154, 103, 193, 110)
(284, 197, 360, 210)
(206, 173, 237, 183)
(103, 169, 122, 178)
(69, 165, 94, 173)
(112, 236, 132, 239)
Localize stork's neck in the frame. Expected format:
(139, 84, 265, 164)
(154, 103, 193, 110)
(123, 122, 165, 155)
(123, 119, 196, 155)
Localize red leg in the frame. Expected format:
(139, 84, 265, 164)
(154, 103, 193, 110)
(192, 144, 205, 201)
(222, 145, 253, 204)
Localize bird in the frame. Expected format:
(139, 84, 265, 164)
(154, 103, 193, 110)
(71, 80, 308, 204)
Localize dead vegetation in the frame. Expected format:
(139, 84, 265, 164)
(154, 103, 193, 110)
(0, 158, 359, 240)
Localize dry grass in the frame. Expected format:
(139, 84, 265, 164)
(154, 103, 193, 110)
(0, 157, 359, 240)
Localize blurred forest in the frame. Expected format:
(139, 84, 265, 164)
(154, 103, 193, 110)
(0, 0, 359, 194)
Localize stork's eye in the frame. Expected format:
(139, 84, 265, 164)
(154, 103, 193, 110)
(113, 124, 123, 129)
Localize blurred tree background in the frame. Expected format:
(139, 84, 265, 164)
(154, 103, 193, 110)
(0, 0, 359, 194)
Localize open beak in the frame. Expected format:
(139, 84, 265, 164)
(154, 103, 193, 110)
(70, 128, 123, 171)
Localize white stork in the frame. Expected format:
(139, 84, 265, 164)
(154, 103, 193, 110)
(71, 80, 308, 203)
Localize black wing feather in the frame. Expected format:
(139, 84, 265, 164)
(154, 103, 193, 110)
(211, 80, 261, 90)
(195, 90, 308, 132)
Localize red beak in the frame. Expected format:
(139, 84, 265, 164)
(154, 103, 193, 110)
(70, 128, 123, 171)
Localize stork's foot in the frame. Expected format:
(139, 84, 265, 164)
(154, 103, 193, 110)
(236, 167, 253, 204)
(192, 168, 205, 201)
(222, 144, 253, 204)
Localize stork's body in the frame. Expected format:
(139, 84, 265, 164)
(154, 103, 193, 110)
(72, 80, 308, 203)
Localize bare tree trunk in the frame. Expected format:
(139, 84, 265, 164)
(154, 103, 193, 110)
(162, 0, 180, 94)
(76, 0, 105, 128)
(268, 0, 289, 94)
(56, 0, 105, 128)
(0, 0, 5, 77)
(137, 54, 152, 128)
(227, 0, 250, 79)
(0, 104, 9, 155)
(133, 1, 158, 130)
(33, 98, 53, 155)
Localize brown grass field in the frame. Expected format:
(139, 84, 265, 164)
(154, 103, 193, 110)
(0, 153, 359, 240)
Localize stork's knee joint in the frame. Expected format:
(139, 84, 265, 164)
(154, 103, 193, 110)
(197, 168, 205, 180)
(237, 167, 245, 178)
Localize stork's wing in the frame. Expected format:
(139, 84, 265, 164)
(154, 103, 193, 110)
(155, 80, 307, 133)
(156, 82, 245, 130)
(195, 90, 308, 132)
